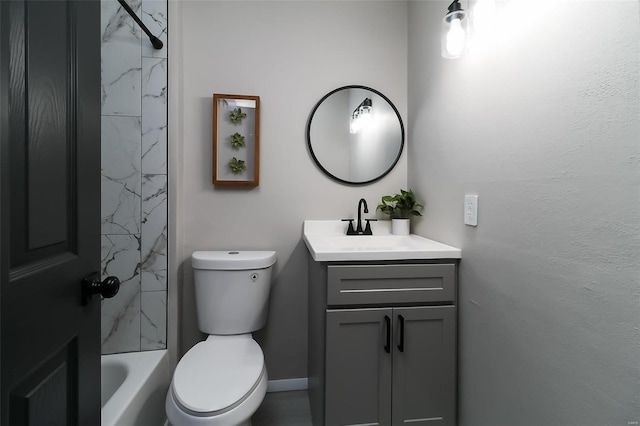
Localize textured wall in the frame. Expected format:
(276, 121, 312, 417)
(408, 1, 640, 424)
(176, 0, 408, 379)
(100, 0, 168, 354)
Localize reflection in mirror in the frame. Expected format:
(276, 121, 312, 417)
(307, 86, 404, 184)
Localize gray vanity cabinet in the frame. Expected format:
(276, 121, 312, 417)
(308, 259, 458, 426)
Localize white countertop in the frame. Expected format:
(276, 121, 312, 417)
(303, 220, 462, 262)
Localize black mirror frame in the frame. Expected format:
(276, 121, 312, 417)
(306, 85, 405, 185)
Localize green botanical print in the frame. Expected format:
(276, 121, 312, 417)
(230, 132, 245, 149)
(229, 108, 247, 123)
(228, 157, 246, 173)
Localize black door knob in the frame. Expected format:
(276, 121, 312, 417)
(81, 274, 120, 306)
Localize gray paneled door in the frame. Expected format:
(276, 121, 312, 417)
(392, 306, 456, 425)
(0, 0, 102, 424)
(326, 308, 393, 426)
(325, 307, 456, 426)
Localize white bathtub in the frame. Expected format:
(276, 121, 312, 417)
(101, 350, 170, 426)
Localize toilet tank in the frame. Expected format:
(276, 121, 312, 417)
(191, 251, 277, 335)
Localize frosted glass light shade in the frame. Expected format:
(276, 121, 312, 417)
(441, 9, 468, 59)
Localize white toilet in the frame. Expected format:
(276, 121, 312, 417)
(166, 250, 277, 426)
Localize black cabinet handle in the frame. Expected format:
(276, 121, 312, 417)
(398, 314, 405, 352)
(384, 315, 391, 353)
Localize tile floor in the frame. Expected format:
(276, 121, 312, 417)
(252, 390, 312, 426)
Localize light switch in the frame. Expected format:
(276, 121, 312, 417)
(464, 195, 478, 226)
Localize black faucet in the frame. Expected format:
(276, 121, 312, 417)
(356, 198, 368, 233)
(342, 198, 377, 235)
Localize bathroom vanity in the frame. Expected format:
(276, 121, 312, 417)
(303, 221, 461, 426)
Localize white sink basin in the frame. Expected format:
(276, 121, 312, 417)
(303, 220, 461, 261)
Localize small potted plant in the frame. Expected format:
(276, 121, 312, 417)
(376, 189, 423, 235)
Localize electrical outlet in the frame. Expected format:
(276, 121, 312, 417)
(464, 195, 478, 226)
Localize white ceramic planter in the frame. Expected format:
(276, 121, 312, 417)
(391, 219, 410, 236)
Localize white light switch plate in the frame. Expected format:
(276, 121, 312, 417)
(464, 195, 478, 226)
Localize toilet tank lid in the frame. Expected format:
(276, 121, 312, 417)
(192, 251, 276, 270)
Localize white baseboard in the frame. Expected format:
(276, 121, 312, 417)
(266, 377, 308, 393)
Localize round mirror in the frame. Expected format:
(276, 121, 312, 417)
(306, 85, 404, 185)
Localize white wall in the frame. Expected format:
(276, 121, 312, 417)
(408, 0, 640, 424)
(176, 0, 408, 379)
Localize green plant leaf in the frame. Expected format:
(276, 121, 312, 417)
(376, 188, 424, 219)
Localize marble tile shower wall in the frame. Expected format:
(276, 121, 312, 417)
(100, 0, 168, 354)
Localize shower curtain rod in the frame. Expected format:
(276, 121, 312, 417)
(117, 0, 163, 50)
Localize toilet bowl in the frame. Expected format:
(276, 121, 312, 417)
(166, 251, 276, 426)
(166, 335, 267, 426)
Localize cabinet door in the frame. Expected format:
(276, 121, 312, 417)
(392, 306, 456, 426)
(326, 308, 393, 426)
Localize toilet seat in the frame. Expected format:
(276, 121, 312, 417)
(171, 336, 264, 415)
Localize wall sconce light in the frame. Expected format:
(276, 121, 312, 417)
(350, 98, 373, 134)
(441, 0, 468, 59)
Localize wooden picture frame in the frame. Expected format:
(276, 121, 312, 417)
(212, 94, 260, 186)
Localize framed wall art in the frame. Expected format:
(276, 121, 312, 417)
(212, 94, 260, 186)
